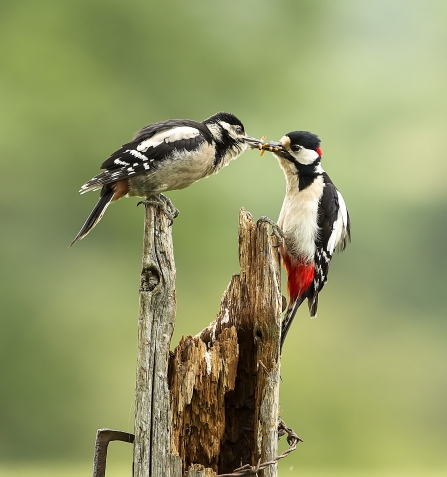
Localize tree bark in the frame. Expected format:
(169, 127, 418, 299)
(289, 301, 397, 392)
(169, 209, 282, 476)
(133, 206, 282, 477)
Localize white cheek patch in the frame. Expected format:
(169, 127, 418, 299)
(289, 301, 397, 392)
(295, 148, 320, 165)
(207, 123, 222, 141)
(137, 126, 200, 152)
(219, 121, 232, 133)
(219, 121, 239, 139)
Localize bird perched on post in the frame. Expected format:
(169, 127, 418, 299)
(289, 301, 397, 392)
(70, 112, 262, 246)
(258, 131, 350, 349)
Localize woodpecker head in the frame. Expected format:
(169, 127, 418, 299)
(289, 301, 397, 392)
(267, 131, 322, 164)
(261, 131, 323, 178)
(202, 112, 263, 166)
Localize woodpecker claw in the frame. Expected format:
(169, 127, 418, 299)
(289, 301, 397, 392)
(138, 194, 179, 225)
(257, 216, 285, 246)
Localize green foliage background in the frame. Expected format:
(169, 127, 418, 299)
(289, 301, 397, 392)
(1, 0, 446, 474)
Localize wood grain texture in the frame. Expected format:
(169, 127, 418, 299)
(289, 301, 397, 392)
(169, 209, 282, 476)
(133, 203, 181, 477)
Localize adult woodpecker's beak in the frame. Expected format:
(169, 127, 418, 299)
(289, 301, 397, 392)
(261, 141, 283, 151)
(257, 140, 285, 156)
(243, 136, 285, 156)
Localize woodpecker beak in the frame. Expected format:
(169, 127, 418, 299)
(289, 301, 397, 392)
(258, 140, 284, 154)
(243, 135, 265, 149)
(261, 141, 283, 151)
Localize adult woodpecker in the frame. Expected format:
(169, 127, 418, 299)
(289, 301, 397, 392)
(258, 131, 350, 349)
(71, 112, 261, 246)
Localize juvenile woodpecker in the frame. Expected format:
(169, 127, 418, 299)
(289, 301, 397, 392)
(259, 131, 350, 349)
(70, 112, 261, 246)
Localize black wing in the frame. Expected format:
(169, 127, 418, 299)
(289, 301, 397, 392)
(132, 118, 213, 143)
(80, 120, 212, 193)
(308, 173, 350, 315)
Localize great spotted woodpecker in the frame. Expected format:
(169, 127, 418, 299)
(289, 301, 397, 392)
(259, 131, 350, 349)
(71, 112, 262, 246)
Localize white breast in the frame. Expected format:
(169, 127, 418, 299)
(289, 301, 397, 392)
(278, 175, 324, 262)
(128, 142, 216, 195)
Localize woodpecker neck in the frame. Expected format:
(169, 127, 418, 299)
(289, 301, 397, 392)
(277, 155, 324, 191)
(206, 123, 247, 171)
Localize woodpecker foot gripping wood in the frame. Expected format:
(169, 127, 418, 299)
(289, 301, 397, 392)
(137, 193, 180, 224)
(257, 216, 285, 247)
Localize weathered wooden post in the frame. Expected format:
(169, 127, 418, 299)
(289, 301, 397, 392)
(130, 205, 295, 476)
(133, 202, 182, 477)
(91, 205, 301, 477)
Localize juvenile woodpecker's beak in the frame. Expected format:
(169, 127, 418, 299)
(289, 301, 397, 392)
(243, 135, 265, 149)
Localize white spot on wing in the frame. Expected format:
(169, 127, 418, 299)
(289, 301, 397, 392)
(126, 149, 147, 161)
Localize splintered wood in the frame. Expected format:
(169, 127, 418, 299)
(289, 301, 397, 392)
(169, 209, 282, 477)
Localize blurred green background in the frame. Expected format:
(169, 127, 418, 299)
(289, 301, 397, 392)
(1, 0, 446, 476)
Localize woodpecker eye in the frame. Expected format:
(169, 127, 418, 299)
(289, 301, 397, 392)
(291, 144, 302, 152)
(235, 125, 244, 134)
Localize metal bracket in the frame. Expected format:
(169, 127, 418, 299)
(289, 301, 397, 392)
(92, 428, 134, 477)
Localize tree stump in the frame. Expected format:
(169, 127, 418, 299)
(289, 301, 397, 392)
(133, 206, 282, 477)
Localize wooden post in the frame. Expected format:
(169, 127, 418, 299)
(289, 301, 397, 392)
(133, 203, 182, 477)
(133, 206, 282, 477)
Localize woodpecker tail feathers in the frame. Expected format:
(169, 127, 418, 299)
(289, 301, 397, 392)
(70, 188, 114, 246)
(281, 296, 306, 351)
(79, 172, 113, 194)
(308, 293, 319, 318)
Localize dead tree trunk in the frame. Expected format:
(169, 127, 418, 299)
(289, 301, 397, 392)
(133, 206, 282, 477)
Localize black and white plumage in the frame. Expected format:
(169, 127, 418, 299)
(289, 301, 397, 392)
(259, 131, 350, 349)
(71, 112, 261, 246)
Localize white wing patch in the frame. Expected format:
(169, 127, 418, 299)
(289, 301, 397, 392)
(327, 190, 349, 254)
(337, 190, 348, 228)
(136, 126, 200, 152)
(126, 149, 147, 161)
(326, 219, 339, 254)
